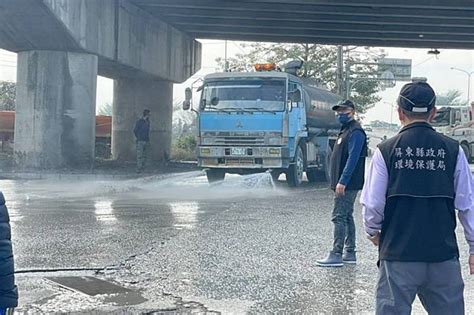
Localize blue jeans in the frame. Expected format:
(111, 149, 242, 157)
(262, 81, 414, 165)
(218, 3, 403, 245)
(0, 309, 6, 315)
(331, 190, 358, 254)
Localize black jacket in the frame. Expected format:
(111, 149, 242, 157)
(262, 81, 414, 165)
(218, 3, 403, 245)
(330, 120, 367, 190)
(133, 118, 150, 142)
(378, 122, 460, 262)
(0, 192, 18, 308)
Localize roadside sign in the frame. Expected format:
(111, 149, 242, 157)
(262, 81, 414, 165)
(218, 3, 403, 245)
(377, 58, 412, 81)
(380, 70, 396, 89)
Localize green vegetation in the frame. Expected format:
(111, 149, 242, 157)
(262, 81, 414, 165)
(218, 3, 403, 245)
(0, 81, 16, 111)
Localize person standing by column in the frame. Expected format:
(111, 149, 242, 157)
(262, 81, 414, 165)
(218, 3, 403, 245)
(0, 192, 18, 314)
(361, 81, 474, 314)
(133, 109, 151, 173)
(317, 99, 368, 267)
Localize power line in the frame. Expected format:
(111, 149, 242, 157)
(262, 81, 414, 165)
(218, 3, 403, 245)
(232, 42, 247, 55)
(413, 56, 435, 67)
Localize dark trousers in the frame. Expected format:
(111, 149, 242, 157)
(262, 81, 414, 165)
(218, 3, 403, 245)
(376, 258, 465, 315)
(136, 140, 149, 171)
(331, 190, 358, 254)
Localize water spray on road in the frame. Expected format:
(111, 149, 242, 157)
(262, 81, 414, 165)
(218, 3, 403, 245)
(7, 171, 281, 202)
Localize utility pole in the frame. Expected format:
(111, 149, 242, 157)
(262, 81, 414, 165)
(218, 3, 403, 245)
(224, 40, 229, 72)
(336, 46, 344, 96)
(450, 67, 473, 104)
(345, 61, 351, 99)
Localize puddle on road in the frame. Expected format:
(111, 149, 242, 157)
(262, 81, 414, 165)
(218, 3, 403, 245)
(169, 202, 199, 229)
(9, 171, 283, 202)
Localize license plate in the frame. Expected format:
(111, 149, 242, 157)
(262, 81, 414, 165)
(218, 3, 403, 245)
(231, 147, 246, 155)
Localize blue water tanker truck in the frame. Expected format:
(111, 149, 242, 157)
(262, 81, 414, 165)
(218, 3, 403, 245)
(183, 62, 341, 187)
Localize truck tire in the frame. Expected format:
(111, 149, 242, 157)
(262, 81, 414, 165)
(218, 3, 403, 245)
(287, 145, 305, 187)
(306, 169, 319, 183)
(206, 169, 225, 183)
(461, 143, 471, 163)
(323, 144, 332, 182)
(306, 145, 332, 183)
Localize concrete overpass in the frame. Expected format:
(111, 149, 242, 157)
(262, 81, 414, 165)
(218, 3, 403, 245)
(0, 0, 201, 169)
(0, 0, 473, 169)
(131, 0, 474, 49)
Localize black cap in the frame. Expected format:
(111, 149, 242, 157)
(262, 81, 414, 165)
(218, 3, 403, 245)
(143, 109, 151, 116)
(332, 99, 355, 111)
(397, 82, 436, 113)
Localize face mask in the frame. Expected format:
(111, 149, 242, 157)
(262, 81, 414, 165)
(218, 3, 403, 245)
(337, 113, 352, 124)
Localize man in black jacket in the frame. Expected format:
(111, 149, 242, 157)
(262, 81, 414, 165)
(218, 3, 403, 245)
(133, 109, 151, 173)
(0, 192, 18, 313)
(317, 100, 368, 267)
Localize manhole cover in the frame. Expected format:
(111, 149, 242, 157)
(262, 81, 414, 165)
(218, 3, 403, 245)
(46, 277, 132, 296)
(45, 276, 147, 305)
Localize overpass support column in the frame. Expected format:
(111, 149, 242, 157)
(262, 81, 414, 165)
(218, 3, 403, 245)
(14, 51, 98, 169)
(112, 79, 173, 163)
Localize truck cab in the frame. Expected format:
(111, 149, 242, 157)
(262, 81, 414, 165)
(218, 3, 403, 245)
(432, 105, 474, 162)
(432, 106, 471, 135)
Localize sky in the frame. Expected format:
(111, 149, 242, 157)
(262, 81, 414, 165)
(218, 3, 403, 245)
(1, 41, 473, 123)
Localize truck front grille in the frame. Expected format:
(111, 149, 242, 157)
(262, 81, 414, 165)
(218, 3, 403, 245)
(225, 158, 256, 166)
(215, 137, 265, 146)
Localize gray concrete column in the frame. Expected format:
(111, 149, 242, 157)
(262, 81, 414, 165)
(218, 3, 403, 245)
(14, 51, 98, 169)
(112, 79, 173, 163)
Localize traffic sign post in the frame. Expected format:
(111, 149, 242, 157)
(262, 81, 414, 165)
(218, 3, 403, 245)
(377, 58, 412, 82)
(344, 58, 412, 98)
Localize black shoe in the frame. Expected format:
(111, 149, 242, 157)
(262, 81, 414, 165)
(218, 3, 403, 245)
(316, 252, 344, 267)
(342, 251, 357, 264)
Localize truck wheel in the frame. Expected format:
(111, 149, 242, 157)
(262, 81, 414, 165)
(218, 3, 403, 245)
(461, 143, 471, 163)
(306, 168, 330, 183)
(206, 169, 225, 183)
(287, 145, 305, 187)
(306, 169, 318, 183)
(306, 145, 332, 183)
(323, 144, 332, 182)
(306, 169, 324, 183)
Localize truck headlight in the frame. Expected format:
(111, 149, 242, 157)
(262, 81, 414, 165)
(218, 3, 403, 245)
(269, 148, 281, 155)
(201, 148, 211, 155)
(202, 137, 214, 145)
(268, 137, 281, 145)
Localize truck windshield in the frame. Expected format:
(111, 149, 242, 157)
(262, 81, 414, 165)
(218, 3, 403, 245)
(200, 78, 286, 112)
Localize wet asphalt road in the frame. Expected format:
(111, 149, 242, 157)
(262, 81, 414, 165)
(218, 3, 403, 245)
(3, 171, 473, 313)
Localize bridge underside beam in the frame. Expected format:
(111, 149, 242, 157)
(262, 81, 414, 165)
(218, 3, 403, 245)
(130, 0, 474, 49)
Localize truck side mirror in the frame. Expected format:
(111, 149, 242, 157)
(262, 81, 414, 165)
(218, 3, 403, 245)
(182, 100, 191, 111)
(288, 89, 301, 103)
(183, 88, 192, 110)
(185, 88, 192, 101)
